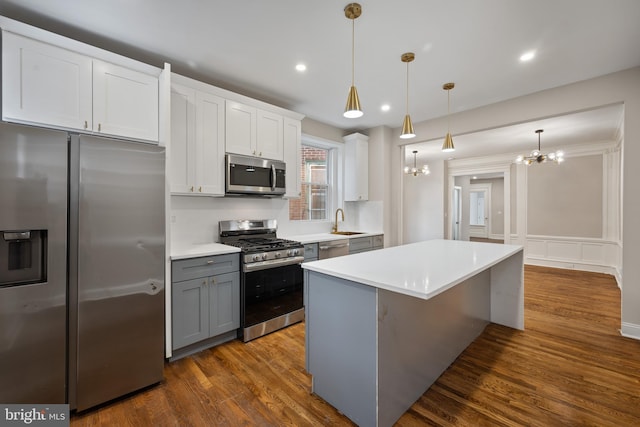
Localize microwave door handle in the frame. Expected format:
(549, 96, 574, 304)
(271, 164, 276, 191)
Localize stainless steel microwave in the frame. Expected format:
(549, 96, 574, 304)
(225, 153, 286, 196)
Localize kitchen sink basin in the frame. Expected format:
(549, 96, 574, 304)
(331, 231, 365, 235)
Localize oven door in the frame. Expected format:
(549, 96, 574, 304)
(242, 262, 303, 331)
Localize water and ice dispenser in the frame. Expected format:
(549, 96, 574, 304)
(0, 230, 47, 287)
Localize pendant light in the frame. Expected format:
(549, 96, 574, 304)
(344, 3, 363, 118)
(515, 129, 564, 165)
(404, 150, 429, 176)
(442, 82, 455, 152)
(400, 52, 416, 139)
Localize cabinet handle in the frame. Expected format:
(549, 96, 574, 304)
(252, 150, 256, 155)
(259, 152, 262, 157)
(201, 280, 206, 287)
(190, 186, 194, 192)
(198, 186, 202, 192)
(84, 120, 88, 129)
(98, 123, 102, 132)
(211, 278, 216, 284)
(206, 260, 214, 265)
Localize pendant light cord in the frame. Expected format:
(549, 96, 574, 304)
(351, 18, 355, 86)
(406, 61, 410, 114)
(538, 132, 541, 151)
(447, 89, 451, 132)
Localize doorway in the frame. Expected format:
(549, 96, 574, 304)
(452, 186, 462, 240)
(469, 184, 491, 238)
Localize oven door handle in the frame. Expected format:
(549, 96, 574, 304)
(243, 256, 305, 272)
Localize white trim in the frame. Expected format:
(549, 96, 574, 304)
(620, 323, 640, 341)
(524, 235, 619, 274)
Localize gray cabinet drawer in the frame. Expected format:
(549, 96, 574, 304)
(304, 243, 318, 261)
(372, 234, 384, 248)
(349, 236, 373, 254)
(172, 253, 239, 282)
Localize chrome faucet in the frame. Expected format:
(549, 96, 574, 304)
(332, 208, 345, 233)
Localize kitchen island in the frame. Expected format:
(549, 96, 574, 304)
(302, 239, 524, 427)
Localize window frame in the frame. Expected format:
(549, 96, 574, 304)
(290, 134, 343, 222)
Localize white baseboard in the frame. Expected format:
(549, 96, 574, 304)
(525, 257, 617, 277)
(621, 322, 640, 341)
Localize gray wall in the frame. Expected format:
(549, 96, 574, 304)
(527, 154, 603, 237)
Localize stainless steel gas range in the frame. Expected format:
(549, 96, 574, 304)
(219, 219, 304, 342)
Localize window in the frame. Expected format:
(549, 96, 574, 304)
(289, 140, 338, 220)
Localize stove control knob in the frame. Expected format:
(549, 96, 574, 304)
(253, 255, 261, 262)
(262, 253, 268, 260)
(275, 252, 281, 258)
(292, 249, 299, 256)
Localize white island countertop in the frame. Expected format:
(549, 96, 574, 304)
(170, 242, 240, 260)
(302, 239, 523, 300)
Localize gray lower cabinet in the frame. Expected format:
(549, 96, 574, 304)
(171, 253, 240, 355)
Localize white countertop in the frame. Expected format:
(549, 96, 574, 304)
(282, 232, 383, 244)
(170, 242, 240, 260)
(302, 239, 523, 300)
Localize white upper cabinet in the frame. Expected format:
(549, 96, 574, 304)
(170, 78, 225, 196)
(256, 109, 283, 160)
(344, 133, 369, 201)
(283, 117, 301, 199)
(225, 101, 284, 160)
(2, 31, 92, 131)
(93, 60, 159, 141)
(195, 91, 225, 195)
(2, 30, 159, 142)
(225, 101, 256, 157)
(170, 83, 196, 194)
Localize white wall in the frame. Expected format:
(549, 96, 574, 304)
(402, 159, 445, 243)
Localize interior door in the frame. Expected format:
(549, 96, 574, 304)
(469, 187, 489, 238)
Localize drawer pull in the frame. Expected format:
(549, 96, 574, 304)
(206, 260, 215, 265)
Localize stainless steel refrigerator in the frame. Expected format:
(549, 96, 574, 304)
(0, 122, 165, 411)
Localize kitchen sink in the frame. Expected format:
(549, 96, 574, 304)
(331, 231, 365, 235)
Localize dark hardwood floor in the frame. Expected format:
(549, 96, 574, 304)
(71, 266, 640, 426)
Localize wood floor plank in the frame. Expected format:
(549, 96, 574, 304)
(71, 265, 640, 426)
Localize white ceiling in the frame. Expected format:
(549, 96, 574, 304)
(0, 0, 638, 160)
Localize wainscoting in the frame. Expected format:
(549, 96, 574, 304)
(523, 235, 621, 285)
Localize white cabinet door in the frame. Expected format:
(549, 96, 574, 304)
(170, 83, 196, 194)
(225, 101, 256, 156)
(93, 60, 159, 141)
(195, 91, 225, 195)
(344, 133, 369, 201)
(2, 31, 92, 130)
(256, 109, 283, 160)
(283, 117, 302, 198)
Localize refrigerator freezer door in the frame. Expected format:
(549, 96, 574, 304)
(73, 135, 165, 411)
(0, 123, 68, 404)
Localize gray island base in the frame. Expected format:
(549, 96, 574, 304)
(303, 239, 524, 427)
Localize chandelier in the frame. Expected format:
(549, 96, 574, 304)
(515, 129, 564, 165)
(404, 150, 429, 176)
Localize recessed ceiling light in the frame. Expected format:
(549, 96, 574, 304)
(381, 104, 390, 112)
(295, 63, 307, 72)
(519, 51, 535, 62)
(472, 176, 478, 180)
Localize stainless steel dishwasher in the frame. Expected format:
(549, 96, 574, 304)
(318, 239, 349, 259)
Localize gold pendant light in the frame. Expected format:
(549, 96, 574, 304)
(442, 82, 455, 152)
(400, 52, 416, 139)
(344, 3, 363, 118)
